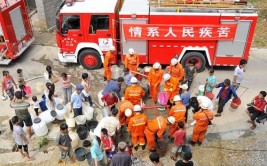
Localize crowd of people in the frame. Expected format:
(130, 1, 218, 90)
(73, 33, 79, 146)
(1, 45, 267, 166)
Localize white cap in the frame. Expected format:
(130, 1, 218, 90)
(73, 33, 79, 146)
(173, 95, 181, 102)
(167, 116, 175, 124)
(200, 101, 209, 109)
(144, 67, 151, 72)
(110, 45, 115, 51)
(133, 105, 142, 112)
(128, 48, 134, 54)
(130, 77, 138, 83)
(163, 74, 171, 81)
(153, 62, 161, 69)
(179, 84, 188, 90)
(125, 109, 132, 117)
(171, 58, 178, 66)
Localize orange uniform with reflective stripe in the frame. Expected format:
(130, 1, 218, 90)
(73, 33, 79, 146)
(125, 53, 139, 74)
(128, 113, 148, 146)
(118, 100, 134, 126)
(192, 109, 214, 143)
(124, 84, 145, 105)
(144, 116, 167, 150)
(147, 68, 163, 101)
(166, 63, 185, 81)
(103, 51, 114, 81)
(168, 102, 186, 137)
(164, 76, 180, 102)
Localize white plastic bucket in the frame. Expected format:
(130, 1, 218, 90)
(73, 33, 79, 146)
(98, 90, 105, 107)
(56, 104, 67, 120)
(82, 104, 94, 120)
(75, 115, 87, 125)
(32, 118, 48, 137)
(39, 110, 56, 124)
(111, 65, 122, 80)
(69, 131, 79, 148)
(102, 107, 109, 117)
(65, 103, 75, 128)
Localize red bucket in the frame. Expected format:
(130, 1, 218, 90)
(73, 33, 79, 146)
(230, 98, 241, 109)
(24, 86, 32, 95)
(205, 91, 214, 100)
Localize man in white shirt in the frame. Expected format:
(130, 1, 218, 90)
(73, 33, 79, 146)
(233, 59, 247, 91)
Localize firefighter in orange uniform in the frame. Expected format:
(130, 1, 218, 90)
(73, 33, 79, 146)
(144, 116, 175, 151)
(128, 105, 148, 151)
(103, 45, 116, 81)
(168, 95, 186, 138)
(147, 62, 163, 104)
(118, 100, 134, 127)
(125, 48, 139, 75)
(163, 73, 180, 103)
(166, 58, 185, 83)
(190, 101, 214, 146)
(124, 77, 145, 105)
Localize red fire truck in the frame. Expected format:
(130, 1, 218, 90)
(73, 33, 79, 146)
(0, 0, 34, 65)
(56, 0, 257, 71)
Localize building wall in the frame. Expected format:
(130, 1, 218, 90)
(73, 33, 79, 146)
(35, 0, 63, 30)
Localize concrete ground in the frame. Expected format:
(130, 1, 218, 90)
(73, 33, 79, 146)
(0, 45, 267, 165)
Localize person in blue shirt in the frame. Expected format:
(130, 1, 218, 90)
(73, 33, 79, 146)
(102, 77, 124, 100)
(180, 84, 191, 122)
(70, 85, 86, 117)
(121, 68, 133, 87)
(215, 79, 238, 117)
(205, 68, 216, 93)
(86, 139, 105, 166)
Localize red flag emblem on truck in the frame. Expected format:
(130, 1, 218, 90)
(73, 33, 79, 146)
(123, 24, 237, 40)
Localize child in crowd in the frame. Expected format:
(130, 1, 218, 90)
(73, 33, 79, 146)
(183, 59, 197, 91)
(2, 70, 17, 100)
(17, 69, 27, 98)
(171, 122, 187, 161)
(175, 151, 194, 166)
(55, 123, 77, 165)
(31, 96, 40, 116)
(9, 116, 32, 161)
(100, 128, 115, 164)
(81, 73, 93, 107)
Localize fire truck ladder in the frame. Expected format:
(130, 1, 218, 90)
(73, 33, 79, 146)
(149, 0, 249, 9)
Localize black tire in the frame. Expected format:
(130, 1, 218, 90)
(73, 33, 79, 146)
(79, 49, 102, 70)
(181, 52, 206, 72)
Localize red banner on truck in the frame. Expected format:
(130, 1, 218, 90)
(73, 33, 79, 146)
(123, 24, 237, 40)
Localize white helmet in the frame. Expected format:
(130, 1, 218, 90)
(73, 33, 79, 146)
(173, 95, 181, 102)
(125, 109, 132, 117)
(200, 101, 209, 109)
(163, 74, 171, 81)
(130, 77, 138, 83)
(167, 116, 175, 124)
(133, 105, 142, 112)
(128, 48, 134, 54)
(153, 62, 161, 69)
(171, 58, 178, 66)
(110, 45, 115, 51)
(179, 84, 188, 90)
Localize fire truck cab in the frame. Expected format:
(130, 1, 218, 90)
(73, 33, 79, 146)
(0, 0, 34, 65)
(56, 0, 257, 71)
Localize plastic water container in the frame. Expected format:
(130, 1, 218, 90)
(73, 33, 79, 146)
(32, 118, 48, 137)
(65, 103, 75, 128)
(56, 104, 67, 120)
(24, 86, 32, 95)
(198, 85, 205, 96)
(111, 65, 122, 80)
(75, 115, 87, 125)
(82, 104, 94, 120)
(69, 131, 79, 148)
(39, 110, 57, 124)
(98, 90, 105, 107)
(102, 107, 109, 117)
(35, 82, 44, 94)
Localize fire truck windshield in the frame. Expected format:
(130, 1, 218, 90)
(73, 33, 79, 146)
(60, 15, 80, 34)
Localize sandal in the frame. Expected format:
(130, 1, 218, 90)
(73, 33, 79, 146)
(250, 125, 256, 130)
(170, 156, 176, 161)
(215, 113, 221, 117)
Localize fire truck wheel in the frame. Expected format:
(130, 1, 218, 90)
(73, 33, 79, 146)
(79, 49, 102, 70)
(181, 52, 206, 72)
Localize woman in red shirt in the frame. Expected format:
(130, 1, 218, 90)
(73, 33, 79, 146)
(101, 92, 118, 114)
(2, 71, 17, 100)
